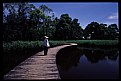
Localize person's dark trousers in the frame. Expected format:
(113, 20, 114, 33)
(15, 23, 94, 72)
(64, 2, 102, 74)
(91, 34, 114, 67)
(44, 46, 48, 55)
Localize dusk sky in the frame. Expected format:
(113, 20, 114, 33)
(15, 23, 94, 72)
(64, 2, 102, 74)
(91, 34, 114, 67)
(29, 2, 118, 29)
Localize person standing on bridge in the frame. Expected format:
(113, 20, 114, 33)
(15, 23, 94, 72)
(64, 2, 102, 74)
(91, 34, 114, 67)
(43, 36, 50, 55)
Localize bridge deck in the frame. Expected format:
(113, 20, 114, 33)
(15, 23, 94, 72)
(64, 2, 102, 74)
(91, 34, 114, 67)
(4, 44, 77, 80)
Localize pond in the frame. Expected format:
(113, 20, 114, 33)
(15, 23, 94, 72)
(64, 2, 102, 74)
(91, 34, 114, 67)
(56, 45, 119, 79)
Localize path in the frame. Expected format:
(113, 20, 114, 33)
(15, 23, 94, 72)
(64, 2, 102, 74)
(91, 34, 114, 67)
(4, 43, 77, 80)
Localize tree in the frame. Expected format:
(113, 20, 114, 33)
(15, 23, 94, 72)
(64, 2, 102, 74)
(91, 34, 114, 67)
(39, 5, 54, 36)
(3, 3, 118, 41)
(84, 22, 119, 40)
(108, 24, 119, 39)
(3, 3, 36, 41)
(54, 14, 72, 40)
(29, 8, 43, 29)
(71, 18, 83, 39)
(3, 3, 56, 41)
(54, 14, 83, 40)
(99, 23, 108, 39)
(84, 22, 102, 39)
(3, 3, 19, 41)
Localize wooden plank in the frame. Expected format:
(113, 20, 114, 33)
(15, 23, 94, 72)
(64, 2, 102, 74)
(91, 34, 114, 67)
(4, 44, 77, 80)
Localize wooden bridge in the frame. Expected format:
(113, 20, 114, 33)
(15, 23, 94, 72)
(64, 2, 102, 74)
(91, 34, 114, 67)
(4, 43, 77, 80)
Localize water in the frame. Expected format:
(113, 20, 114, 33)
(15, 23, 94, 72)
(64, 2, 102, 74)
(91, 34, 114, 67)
(56, 46, 119, 79)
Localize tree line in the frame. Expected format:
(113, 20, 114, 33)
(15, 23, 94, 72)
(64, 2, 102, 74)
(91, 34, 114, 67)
(3, 3, 119, 42)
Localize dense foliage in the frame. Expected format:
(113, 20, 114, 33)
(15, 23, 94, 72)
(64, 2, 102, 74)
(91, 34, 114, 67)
(3, 3, 119, 42)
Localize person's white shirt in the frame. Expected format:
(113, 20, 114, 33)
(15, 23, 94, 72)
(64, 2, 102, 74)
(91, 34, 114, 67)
(44, 38, 50, 47)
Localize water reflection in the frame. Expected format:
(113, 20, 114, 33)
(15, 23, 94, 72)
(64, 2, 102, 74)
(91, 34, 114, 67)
(56, 46, 82, 71)
(83, 48, 119, 63)
(56, 46, 119, 79)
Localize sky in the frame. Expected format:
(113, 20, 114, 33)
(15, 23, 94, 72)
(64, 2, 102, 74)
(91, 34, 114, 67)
(29, 2, 118, 29)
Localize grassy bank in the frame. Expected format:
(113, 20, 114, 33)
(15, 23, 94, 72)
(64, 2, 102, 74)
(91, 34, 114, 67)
(3, 40, 119, 52)
(3, 40, 119, 75)
(66, 40, 119, 48)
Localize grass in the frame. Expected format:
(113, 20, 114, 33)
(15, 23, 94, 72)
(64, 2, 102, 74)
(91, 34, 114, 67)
(3, 41, 43, 53)
(3, 40, 119, 53)
(3, 40, 119, 75)
(67, 40, 119, 48)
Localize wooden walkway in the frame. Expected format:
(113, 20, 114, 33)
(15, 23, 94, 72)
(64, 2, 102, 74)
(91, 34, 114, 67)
(4, 43, 77, 80)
